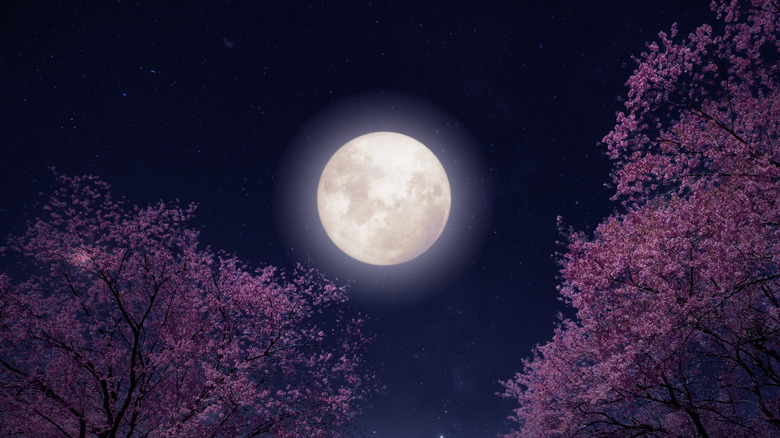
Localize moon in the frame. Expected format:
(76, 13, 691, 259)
(317, 131, 451, 266)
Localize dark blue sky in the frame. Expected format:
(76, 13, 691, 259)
(1, 1, 714, 436)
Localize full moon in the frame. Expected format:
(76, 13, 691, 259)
(317, 131, 451, 266)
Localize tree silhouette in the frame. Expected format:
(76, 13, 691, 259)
(501, 1, 779, 436)
(0, 173, 375, 437)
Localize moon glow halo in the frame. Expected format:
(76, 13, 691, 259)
(317, 132, 451, 266)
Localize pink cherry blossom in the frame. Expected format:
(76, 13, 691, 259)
(501, 1, 779, 436)
(0, 171, 376, 437)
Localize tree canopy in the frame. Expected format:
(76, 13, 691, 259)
(0, 173, 375, 437)
(501, 1, 780, 436)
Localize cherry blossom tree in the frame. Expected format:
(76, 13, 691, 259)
(501, 1, 779, 436)
(0, 172, 375, 437)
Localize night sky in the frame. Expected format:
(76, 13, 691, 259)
(1, 1, 715, 436)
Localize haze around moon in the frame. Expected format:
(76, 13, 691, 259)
(317, 131, 451, 266)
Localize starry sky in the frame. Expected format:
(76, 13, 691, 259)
(1, 1, 715, 436)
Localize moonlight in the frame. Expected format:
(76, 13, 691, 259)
(317, 131, 451, 265)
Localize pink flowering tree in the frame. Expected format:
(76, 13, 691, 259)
(0, 173, 375, 437)
(501, 1, 779, 436)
